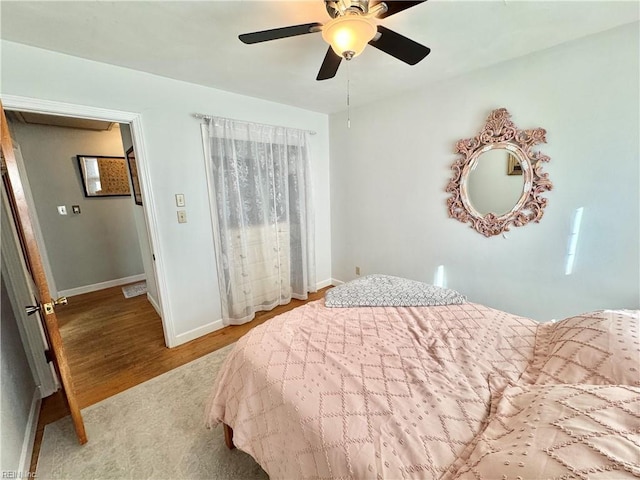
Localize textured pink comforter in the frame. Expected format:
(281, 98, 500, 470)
(448, 310, 640, 480)
(205, 301, 540, 479)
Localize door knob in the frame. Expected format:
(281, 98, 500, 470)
(42, 296, 69, 315)
(53, 296, 68, 306)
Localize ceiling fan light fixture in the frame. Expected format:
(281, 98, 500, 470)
(321, 15, 377, 60)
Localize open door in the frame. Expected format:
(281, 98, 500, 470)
(1, 100, 87, 444)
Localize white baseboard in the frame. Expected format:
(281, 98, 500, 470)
(170, 281, 341, 348)
(146, 292, 162, 316)
(20, 387, 41, 475)
(316, 278, 336, 289)
(58, 274, 146, 297)
(172, 318, 225, 348)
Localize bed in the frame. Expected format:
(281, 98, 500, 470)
(205, 275, 640, 479)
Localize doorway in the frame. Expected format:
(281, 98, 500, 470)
(6, 114, 152, 300)
(1, 93, 174, 427)
(1, 95, 171, 344)
(4, 107, 169, 353)
(6, 106, 167, 372)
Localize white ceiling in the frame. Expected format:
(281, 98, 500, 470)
(1, 1, 638, 114)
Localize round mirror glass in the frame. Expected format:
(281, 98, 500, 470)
(465, 148, 525, 216)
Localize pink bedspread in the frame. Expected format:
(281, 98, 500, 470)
(205, 301, 541, 479)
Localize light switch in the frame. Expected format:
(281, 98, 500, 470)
(175, 194, 185, 207)
(57, 206, 67, 215)
(72, 205, 81, 214)
(177, 210, 187, 224)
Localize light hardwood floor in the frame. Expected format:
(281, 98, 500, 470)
(30, 284, 329, 472)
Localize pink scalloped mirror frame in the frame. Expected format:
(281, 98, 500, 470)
(446, 108, 553, 237)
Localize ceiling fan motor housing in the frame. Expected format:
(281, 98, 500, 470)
(325, 0, 373, 18)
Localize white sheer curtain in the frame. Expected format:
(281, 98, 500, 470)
(202, 117, 316, 325)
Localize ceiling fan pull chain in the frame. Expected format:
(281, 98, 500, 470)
(347, 62, 351, 128)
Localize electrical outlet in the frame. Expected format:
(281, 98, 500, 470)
(355, 266, 361, 276)
(177, 210, 187, 224)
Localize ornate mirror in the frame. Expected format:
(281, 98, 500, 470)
(446, 108, 552, 237)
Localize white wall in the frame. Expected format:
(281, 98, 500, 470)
(119, 123, 159, 306)
(9, 122, 144, 293)
(1, 40, 331, 344)
(1, 277, 37, 475)
(330, 23, 639, 321)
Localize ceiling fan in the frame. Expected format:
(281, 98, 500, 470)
(239, 0, 431, 81)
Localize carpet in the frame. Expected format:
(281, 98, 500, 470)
(36, 343, 268, 480)
(122, 282, 147, 299)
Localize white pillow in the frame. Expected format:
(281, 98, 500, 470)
(325, 274, 466, 308)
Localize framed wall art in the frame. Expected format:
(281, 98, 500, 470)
(507, 152, 523, 176)
(77, 155, 131, 197)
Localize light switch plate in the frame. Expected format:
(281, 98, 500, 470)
(175, 194, 185, 207)
(57, 205, 67, 215)
(177, 210, 187, 223)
